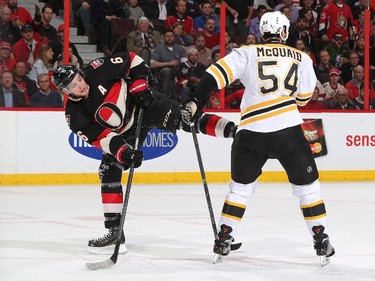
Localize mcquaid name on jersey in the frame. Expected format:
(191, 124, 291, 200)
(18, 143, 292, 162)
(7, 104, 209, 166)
(256, 46, 302, 62)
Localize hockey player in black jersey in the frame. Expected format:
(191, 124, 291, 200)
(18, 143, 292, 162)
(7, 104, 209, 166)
(183, 11, 335, 265)
(52, 52, 236, 254)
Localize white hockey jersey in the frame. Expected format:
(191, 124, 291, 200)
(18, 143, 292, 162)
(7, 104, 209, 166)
(206, 43, 316, 133)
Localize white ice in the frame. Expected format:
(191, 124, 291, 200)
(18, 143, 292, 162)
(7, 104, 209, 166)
(1, 182, 374, 281)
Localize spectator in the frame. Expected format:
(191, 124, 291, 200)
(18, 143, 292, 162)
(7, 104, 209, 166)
(172, 21, 193, 48)
(274, 0, 300, 24)
(0, 41, 16, 73)
(321, 68, 343, 101)
(314, 49, 334, 84)
(224, 0, 254, 44)
(175, 48, 206, 103)
(340, 50, 360, 84)
(90, 0, 127, 56)
(253, 0, 275, 10)
(0, 6, 21, 44)
(165, 0, 195, 35)
(13, 61, 38, 104)
(245, 33, 258, 44)
(11, 23, 47, 70)
(142, 0, 173, 22)
(327, 86, 356, 110)
(30, 73, 63, 107)
(299, 0, 318, 22)
(248, 5, 267, 40)
(323, 32, 350, 68)
(126, 0, 145, 25)
(0, 70, 26, 107)
(198, 18, 219, 49)
(127, 16, 163, 66)
(33, 5, 58, 44)
(53, 47, 81, 70)
(350, 9, 366, 40)
(279, 5, 295, 35)
(211, 31, 238, 55)
(211, 49, 220, 63)
(299, 7, 318, 42)
(298, 85, 326, 110)
(73, 1, 92, 37)
(318, 0, 354, 45)
(351, 84, 366, 110)
(8, 0, 33, 27)
(353, 34, 365, 66)
(150, 30, 187, 99)
(28, 45, 54, 83)
(286, 16, 316, 53)
(294, 38, 306, 51)
(351, 0, 375, 21)
(224, 79, 245, 109)
(194, 0, 220, 33)
(187, 33, 212, 67)
(316, 0, 329, 18)
(50, 24, 83, 67)
(183, 0, 201, 19)
(345, 65, 375, 99)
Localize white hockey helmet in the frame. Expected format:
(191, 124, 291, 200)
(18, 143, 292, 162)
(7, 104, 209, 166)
(259, 11, 290, 42)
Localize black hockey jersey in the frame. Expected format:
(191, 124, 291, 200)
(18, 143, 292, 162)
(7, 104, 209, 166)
(65, 52, 150, 156)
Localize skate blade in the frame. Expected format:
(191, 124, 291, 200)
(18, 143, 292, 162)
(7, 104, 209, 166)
(319, 256, 331, 267)
(213, 254, 223, 264)
(88, 243, 128, 255)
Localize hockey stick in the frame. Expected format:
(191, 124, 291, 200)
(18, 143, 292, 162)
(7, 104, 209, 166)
(86, 108, 144, 270)
(189, 124, 242, 258)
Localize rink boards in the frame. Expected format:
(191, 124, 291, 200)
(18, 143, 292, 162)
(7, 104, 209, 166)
(0, 111, 374, 185)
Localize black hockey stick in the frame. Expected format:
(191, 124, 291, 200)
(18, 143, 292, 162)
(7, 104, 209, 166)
(190, 124, 242, 252)
(86, 108, 144, 270)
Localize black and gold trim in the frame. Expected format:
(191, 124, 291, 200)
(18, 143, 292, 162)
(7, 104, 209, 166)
(239, 96, 297, 126)
(221, 200, 246, 221)
(300, 200, 327, 220)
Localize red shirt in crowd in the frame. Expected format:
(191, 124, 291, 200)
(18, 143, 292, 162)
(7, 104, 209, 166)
(165, 15, 195, 34)
(10, 6, 33, 26)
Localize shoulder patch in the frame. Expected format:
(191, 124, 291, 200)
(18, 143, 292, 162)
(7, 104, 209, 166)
(90, 59, 104, 69)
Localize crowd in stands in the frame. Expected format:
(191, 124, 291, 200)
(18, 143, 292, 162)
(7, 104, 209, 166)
(0, 0, 375, 110)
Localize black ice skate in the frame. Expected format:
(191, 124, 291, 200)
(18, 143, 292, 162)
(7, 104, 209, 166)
(213, 224, 234, 263)
(88, 226, 127, 255)
(312, 225, 335, 266)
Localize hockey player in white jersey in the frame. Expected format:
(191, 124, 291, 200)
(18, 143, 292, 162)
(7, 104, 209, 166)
(183, 11, 335, 265)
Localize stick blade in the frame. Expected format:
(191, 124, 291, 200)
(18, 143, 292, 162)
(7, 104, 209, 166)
(230, 242, 242, 251)
(85, 258, 116, 270)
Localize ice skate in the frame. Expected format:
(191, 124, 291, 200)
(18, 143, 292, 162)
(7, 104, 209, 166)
(312, 225, 335, 266)
(88, 226, 127, 255)
(213, 224, 234, 263)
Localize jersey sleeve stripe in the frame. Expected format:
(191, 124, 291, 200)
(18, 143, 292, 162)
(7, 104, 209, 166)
(215, 63, 230, 85)
(296, 91, 313, 106)
(218, 60, 233, 83)
(207, 64, 226, 88)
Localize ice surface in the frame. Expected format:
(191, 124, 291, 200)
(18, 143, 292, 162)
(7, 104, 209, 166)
(1, 182, 374, 281)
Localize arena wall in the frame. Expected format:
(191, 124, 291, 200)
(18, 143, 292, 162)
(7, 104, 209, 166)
(1, 111, 374, 185)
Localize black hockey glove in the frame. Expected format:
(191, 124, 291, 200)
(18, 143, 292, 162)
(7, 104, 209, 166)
(128, 78, 154, 108)
(115, 144, 143, 168)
